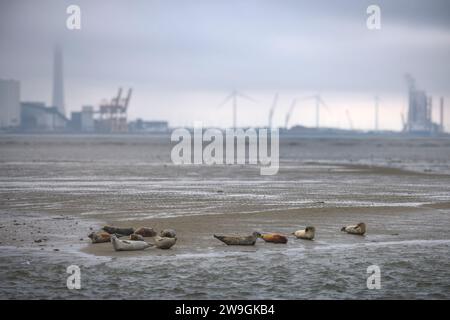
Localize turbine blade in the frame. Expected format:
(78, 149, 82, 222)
(297, 95, 315, 102)
(271, 93, 279, 110)
(319, 97, 330, 112)
(236, 91, 257, 103)
(218, 93, 234, 107)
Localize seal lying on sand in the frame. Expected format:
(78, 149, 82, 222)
(134, 227, 157, 237)
(341, 222, 366, 235)
(214, 232, 261, 246)
(292, 226, 315, 240)
(260, 233, 288, 244)
(130, 233, 145, 241)
(103, 226, 135, 236)
(160, 229, 176, 238)
(88, 231, 111, 243)
(111, 235, 152, 251)
(154, 236, 177, 249)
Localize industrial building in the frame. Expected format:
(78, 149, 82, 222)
(69, 106, 95, 132)
(0, 79, 21, 129)
(129, 119, 169, 133)
(21, 102, 68, 132)
(405, 74, 443, 134)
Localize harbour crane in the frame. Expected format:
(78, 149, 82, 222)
(268, 93, 279, 128)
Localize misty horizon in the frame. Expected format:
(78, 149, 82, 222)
(1, 0, 449, 130)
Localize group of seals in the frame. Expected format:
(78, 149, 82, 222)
(214, 223, 366, 246)
(88, 225, 177, 251)
(90, 222, 366, 251)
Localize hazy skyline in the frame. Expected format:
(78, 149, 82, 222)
(1, 0, 449, 130)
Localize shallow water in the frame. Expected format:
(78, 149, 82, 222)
(1, 134, 450, 299)
(1, 237, 449, 299)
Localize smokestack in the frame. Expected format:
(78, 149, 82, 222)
(52, 45, 65, 116)
(440, 97, 445, 133)
(427, 96, 432, 124)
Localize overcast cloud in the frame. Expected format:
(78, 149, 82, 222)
(0, 0, 449, 129)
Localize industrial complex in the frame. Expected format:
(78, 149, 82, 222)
(404, 74, 445, 134)
(0, 47, 168, 134)
(0, 47, 446, 136)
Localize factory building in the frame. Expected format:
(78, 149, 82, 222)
(129, 119, 169, 133)
(70, 106, 95, 132)
(407, 87, 432, 132)
(0, 79, 21, 129)
(405, 74, 441, 134)
(21, 102, 68, 132)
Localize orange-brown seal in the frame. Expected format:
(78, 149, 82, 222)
(88, 231, 111, 244)
(260, 233, 288, 244)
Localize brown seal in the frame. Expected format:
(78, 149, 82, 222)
(88, 231, 111, 243)
(260, 233, 288, 244)
(130, 233, 145, 241)
(134, 227, 157, 237)
(160, 229, 177, 238)
(102, 226, 135, 236)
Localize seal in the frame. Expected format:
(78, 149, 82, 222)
(341, 222, 366, 235)
(260, 233, 288, 244)
(88, 231, 111, 243)
(103, 226, 135, 236)
(160, 229, 176, 238)
(154, 236, 177, 249)
(130, 233, 145, 241)
(292, 226, 315, 240)
(134, 227, 157, 237)
(214, 232, 261, 246)
(111, 235, 152, 251)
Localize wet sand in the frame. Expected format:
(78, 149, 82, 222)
(1, 134, 450, 299)
(82, 205, 446, 257)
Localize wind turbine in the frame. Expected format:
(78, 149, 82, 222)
(346, 109, 354, 130)
(401, 112, 406, 131)
(374, 95, 380, 131)
(284, 98, 298, 129)
(312, 94, 328, 129)
(268, 93, 279, 128)
(287, 94, 328, 129)
(219, 90, 256, 129)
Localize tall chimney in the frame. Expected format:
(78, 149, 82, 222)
(440, 97, 445, 133)
(52, 45, 65, 116)
(427, 96, 432, 131)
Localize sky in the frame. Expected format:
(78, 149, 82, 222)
(0, 0, 449, 130)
